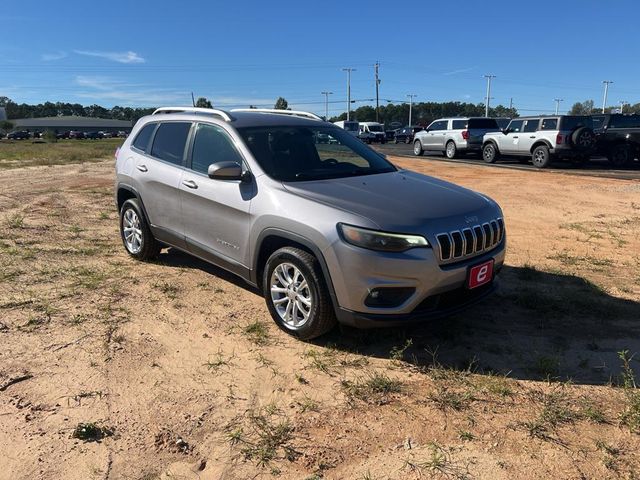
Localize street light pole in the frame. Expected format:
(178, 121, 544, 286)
(602, 80, 613, 113)
(342, 68, 356, 121)
(484, 75, 496, 117)
(374, 61, 380, 123)
(554, 98, 563, 115)
(321, 91, 333, 120)
(619, 100, 626, 114)
(407, 94, 417, 126)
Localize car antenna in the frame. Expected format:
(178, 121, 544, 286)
(191, 92, 196, 107)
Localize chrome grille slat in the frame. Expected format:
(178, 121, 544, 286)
(436, 217, 505, 262)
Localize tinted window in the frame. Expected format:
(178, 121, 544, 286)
(524, 119, 539, 132)
(429, 120, 448, 131)
(191, 123, 244, 174)
(452, 120, 467, 129)
(132, 123, 156, 152)
(540, 118, 558, 130)
(468, 118, 499, 129)
(238, 126, 396, 182)
(591, 115, 606, 130)
(560, 116, 592, 131)
(610, 115, 640, 128)
(508, 120, 524, 132)
(150, 122, 191, 165)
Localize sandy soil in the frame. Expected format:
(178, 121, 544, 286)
(1, 157, 639, 479)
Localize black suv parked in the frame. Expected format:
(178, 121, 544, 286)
(592, 114, 640, 167)
(394, 126, 424, 144)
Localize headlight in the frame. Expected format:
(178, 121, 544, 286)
(338, 223, 429, 252)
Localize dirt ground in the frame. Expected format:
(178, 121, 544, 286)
(1, 156, 639, 480)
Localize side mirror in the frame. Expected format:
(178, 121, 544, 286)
(502, 128, 510, 134)
(208, 161, 250, 182)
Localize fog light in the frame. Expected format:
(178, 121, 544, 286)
(365, 287, 415, 308)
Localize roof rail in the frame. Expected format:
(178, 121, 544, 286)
(230, 108, 323, 121)
(152, 107, 233, 122)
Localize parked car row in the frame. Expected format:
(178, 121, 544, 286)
(409, 114, 639, 168)
(3, 130, 128, 140)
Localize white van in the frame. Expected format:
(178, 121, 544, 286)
(358, 122, 386, 144)
(333, 120, 360, 137)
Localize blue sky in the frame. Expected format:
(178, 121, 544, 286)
(1, 0, 639, 117)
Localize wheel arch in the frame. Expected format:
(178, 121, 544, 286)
(116, 184, 152, 224)
(252, 228, 340, 314)
(530, 139, 553, 153)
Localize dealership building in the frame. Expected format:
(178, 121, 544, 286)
(9, 115, 133, 134)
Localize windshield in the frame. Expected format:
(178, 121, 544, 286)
(237, 125, 396, 182)
(368, 125, 383, 132)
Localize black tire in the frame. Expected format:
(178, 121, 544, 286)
(119, 198, 161, 261)
(571, 127, 595, 150)
(394, 137, 399, 144)
(482, 143, 499, 163)
(263, 247, 337, 340)
(413, 140, 424, 156)
(532, 145, 551, 168)
(445, 141, 458, 159)
(405, 136, 411, 144)
(608, 144, 631, 167)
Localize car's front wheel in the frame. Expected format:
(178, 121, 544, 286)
(413, 140, 424, 156)
(119, 198, 161, 260)
(263, 247, 336, 340)
(608, 144, 631, 167)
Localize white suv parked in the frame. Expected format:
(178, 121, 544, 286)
(413, 117, 501, 159)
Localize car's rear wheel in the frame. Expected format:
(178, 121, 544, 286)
(445, 141, 458, 159)
(532, 145, 551, 168)
(263, 247, 337, 340)
(608, 144, 631, 167)
(413, 140, 424, 156)
(482, 143, 498, 163)
(119, 198, 161, 261)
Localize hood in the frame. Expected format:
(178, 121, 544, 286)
(283, 170, 499, 233)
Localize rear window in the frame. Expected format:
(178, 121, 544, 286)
(560, 116, 592, 131)
(132, 123, 156, 152)
(151, 122, 191, 165)
(540, 118, 558, 130)
(609, 115, 640, 128)
(344, 122, 359, 132)
(452, 120, 467, 129)
(468, 118, 498, 129)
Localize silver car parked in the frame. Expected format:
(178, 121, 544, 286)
(115, 107, 506, 340)
(413, 117, 501, 159)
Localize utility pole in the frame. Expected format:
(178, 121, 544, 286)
(374, 61, 381, 123)
(342, 68, 356, 121)
(619, 100, 626, 114)
(407, 94, 417, 126)
(484, 75, 496, 117)
(602, 80, 613, 113)
(509, 97, 513, 109)
(554, 98, 563, 115)
(320, 91, 333, 121)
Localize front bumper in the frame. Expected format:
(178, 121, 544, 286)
(335, 280, 498, 328)
(323, 235, 506, 323)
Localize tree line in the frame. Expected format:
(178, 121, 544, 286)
(328, 102, 518, 125)
(569, 99, 640, 115)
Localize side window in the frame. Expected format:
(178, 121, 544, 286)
(191, 123, 244, 175)
(610, 115, 640, 128)
(150, 122, 191, 166)
(429, 120, 447, 131)
(540, 118, 558, 130)
(508, 120, 524, 133)
(524, 119, 539, 132)
(132, 123, 156, 152)
(452, 120, 467, 130)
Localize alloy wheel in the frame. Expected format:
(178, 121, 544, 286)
(270, 262, 312, 328)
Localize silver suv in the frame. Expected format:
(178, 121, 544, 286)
(115, 107, 506, 340)
(482, 116, 595, 168)
(413, 117, 501, 159)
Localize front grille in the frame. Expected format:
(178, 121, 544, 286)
(436, 217, 504, 262)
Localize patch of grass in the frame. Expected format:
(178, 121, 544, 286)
(618, 350, 640, 433)
(519, 386, 580, 440)
(579, 398, 606, 424)
(153, 281, 181, 300)
(98, 212, 109, 220)
(72, 266, 107, 290)
(429, 386, 475, 412)
(296, 396, 319, 413)
(341, 372, 403, 405)
(6, 213, 24, 229)
(227, 412, 298, 466)
(303, 347, 368, 375)
(472, 373, 514, 398)
(458, 430, 475, 441)
(204, 349, 233, 372)
(547, 251, 614, 271)
(403, 443, 469, 478)
(390, 338, 413, 363)
(72, 422, 113, 442)
(533, 355, 561, 380)
(69, 225, 85, 238)
(243, 321, 271, 346)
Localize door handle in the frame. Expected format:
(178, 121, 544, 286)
(513, 136, 519, 138)
(182, 179, 198, 189)
(136, 164, 148, 172)
(529, 136, 536, 139)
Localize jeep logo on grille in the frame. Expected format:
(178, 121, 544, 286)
(464, 215, 479, 224)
